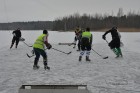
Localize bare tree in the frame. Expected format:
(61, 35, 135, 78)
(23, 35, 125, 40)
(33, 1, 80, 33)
(117, 8, 124, 17)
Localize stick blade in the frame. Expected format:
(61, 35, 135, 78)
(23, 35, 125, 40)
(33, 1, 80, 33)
(103, 56, 108, 59)
(26, 54, 30, 58)
(67, 51, 72, 55)
(26, 53, 34, 58)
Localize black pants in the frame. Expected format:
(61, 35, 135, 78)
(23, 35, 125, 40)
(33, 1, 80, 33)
(11, 36, 20, 46)
(80, 38, 91, 51)
(109, 38, 120, 49)
(33, 48, 47, 66)
(77, 40, 81, 50)
(74, 36, 81, 50)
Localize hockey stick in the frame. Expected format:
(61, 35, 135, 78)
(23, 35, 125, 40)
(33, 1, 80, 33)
(105, 39, 109, 44)
(23, 41, 33, 47)
(26, 53, 34, 58)
(52, 48, 72, 55)
(58, 43, 75, 46)
(73, 44, 76, 48)
(92, 48, 108, 59)
(27, 47, 71, 58)
(104, 39, 117, 55)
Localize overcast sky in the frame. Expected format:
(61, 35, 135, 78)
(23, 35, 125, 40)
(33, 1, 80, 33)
(0, 0, 140, 22)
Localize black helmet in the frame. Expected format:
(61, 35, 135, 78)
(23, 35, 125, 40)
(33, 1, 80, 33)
(112, 26, 117, 30)
(86, 27, 90, 31)
(43, 30, 48, 34)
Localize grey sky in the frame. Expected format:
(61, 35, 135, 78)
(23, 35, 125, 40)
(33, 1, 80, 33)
(0, 0, 140, 22)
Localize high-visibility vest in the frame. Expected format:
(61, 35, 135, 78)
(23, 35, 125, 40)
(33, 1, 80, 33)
(33, 34, 46, 50)
(82, 31, 92, 40)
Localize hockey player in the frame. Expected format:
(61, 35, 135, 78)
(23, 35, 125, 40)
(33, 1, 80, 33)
(33, 30, 52, 70)
(10, 28, 21, 49)
(79, 27, 92, 61)
(102, 27, 123, 58)
(73, 26, 82, 51)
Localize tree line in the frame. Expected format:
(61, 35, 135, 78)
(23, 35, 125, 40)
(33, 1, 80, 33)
(0, 21, 53, 30)
(53, 8, 140, 31)
(0, 8, 140, 31)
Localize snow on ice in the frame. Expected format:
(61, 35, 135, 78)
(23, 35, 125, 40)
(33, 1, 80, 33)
(0, 31, 140, 93)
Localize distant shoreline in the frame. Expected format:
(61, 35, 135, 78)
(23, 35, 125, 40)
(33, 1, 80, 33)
(0, 28, 140, 32)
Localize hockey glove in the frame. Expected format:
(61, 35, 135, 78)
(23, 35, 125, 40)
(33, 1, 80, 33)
(102, 35, 106, 40)
(47, 43, 52, 49)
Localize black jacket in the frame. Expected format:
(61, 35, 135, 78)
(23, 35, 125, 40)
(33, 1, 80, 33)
(103, 28, 119, 39)
(12, 30, 21, 38)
